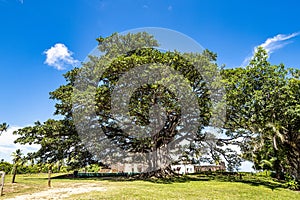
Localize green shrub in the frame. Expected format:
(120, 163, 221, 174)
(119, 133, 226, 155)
(0, 161, 12, 173)
(285, 179, 299, 190)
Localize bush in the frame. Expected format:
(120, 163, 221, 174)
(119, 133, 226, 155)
(284, 174, 300, 190)
(285, 180, 299, 190)
(0, 161, 12, 173)
(80, 164, 102, 172)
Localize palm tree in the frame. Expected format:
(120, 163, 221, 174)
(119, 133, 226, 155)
(0, 123, 8, 135)
(11, 149, 23, 183)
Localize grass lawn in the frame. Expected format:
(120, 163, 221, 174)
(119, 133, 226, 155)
(1, 173, 299, 199)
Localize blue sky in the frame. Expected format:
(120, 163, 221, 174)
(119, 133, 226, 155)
(0, 0, 300, 169)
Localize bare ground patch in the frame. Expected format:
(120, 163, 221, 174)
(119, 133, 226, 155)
(4, 183, 106, 200)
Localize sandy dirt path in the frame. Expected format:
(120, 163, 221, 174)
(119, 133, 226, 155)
(5, 183, 106, 200)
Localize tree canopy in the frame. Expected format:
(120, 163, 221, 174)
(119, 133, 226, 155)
(222, 47, 300, 180)
(12, 32, 300, 182)
(56, 32, 225, 172)
(14, 31, 230, 175)
(14, 119, 97, 169)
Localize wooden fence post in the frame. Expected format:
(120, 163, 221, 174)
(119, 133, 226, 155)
(0, 171, 5, 196)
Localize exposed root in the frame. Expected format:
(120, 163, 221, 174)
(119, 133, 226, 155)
(133, 165, 180, 179)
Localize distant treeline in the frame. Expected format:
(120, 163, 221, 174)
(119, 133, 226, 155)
(0, 161, 106, 174)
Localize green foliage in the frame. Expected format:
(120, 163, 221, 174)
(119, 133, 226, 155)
(285, 179, 299, 190)
(84, 48, 212, 151)
(0, 159, 71, 174)
(282, 174, 300, 190)
(222, 47, 300, 180)
(14, 119, 96, 169)
(11, 149, 24, 183)
(13, 31, 237, 173)
(0, 160, 12, 173)
(13, 32, 163, 171)
(81, 164, 102, 173)
(49, 31, 228, 171)
(0, 122, 8, 135)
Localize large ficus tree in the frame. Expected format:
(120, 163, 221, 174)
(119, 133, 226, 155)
(222, 47, 300, 180)
(15, 32, 235, 176)
(59, 32, 221, 175)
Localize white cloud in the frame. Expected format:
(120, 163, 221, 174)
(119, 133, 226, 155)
(44, 43, 80, 70)
(260, 32, 299, 54)
(241, 32, 299, 67)
(0, 126, 40, 163)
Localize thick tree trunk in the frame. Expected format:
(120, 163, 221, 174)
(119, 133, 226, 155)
(134, 165, 179, 179)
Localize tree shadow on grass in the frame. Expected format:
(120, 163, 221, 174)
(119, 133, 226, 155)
(193, 172, 287, 191)
(51, 172, 288, 190)
(142, 172, 287, 191)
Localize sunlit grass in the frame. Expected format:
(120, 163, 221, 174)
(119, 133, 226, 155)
(66, 177, 299, 200)
(1, 173, 299, 199)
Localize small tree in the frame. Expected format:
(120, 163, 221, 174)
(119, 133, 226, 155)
(0, 160, 12, 173)
(11, 149, 23, 183)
